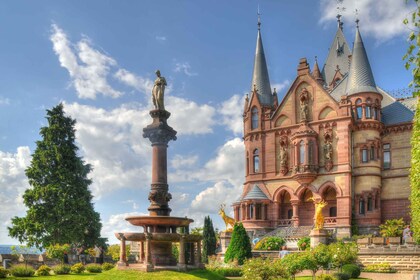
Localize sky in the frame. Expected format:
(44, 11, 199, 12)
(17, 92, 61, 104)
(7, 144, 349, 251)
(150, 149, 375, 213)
(0, 0, 416, 245)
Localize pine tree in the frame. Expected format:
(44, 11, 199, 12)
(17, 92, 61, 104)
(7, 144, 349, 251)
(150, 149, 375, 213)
(8, 103, 102, 248)
(224, 222, 252, 265)
(202, 216, 217, 263)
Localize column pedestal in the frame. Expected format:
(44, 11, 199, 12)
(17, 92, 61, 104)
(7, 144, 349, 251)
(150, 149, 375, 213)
(309, 229, 328, 248)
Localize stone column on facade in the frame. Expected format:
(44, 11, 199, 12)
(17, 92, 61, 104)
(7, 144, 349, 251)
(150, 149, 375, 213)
(291, 200, 300, 226)
(117, 234, 128, 267)
(245, 203, 250, 220)
(253, 202, 257, 220)
(275, 202, 281, 222)
(261, 203, 266, 220)
(178, 235, 187, 271)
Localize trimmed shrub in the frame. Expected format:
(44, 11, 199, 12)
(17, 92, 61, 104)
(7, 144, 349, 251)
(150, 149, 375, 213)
(316, 274, 335, 280)
(101, 262, 114, 271)
(242, 257, 288, 280)
(333, 272, 350, 280)
(362, 263, 397, 273)
(53, 264, 71, 275)
(254, 236, 285, 251)
(224, 223, 252, 265)
(0, 268, 9, 278)
(342, 263, 361, 278)
(211, 267, 242, 277)
(10, 264, 35, 277)
(70, 263, 85, 274)
(85, 263, 102, 273)
(297, 236, 311, 251)
(36, 265, 51, 276)
(281, 252, 305, 277)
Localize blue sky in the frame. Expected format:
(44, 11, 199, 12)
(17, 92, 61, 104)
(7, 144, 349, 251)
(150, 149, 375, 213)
(0, 0, 415, 245)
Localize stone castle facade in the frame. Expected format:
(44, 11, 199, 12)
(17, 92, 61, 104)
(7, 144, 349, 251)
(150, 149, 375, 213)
(233, 17, 415, 237)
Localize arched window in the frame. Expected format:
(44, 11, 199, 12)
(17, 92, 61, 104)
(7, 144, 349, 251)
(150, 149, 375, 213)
(329, 206, 337, 217)
(251, 107, 259, 130)
(287, 209, 293, 219)
(249, 204, 254, 219)
(308, 140, 314, 164)
(356, 99, 362, 119)
(367, 196, 373, 211)
(299, 140, 305, 164)
(253, 149, 260, 173)
(359, 199, 365, 215)
(366, 98, 372, 119)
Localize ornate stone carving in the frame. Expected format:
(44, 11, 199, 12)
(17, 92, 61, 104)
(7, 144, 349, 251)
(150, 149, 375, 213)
(143, 110, 177, 145)
(323, 128, 333, 172)
(278, 136, 289, 175)
(299, 89, 310, 122)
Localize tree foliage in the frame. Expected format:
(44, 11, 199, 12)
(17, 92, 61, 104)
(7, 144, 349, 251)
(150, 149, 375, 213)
(224, 223, 252, 265)
(405, 0, 420, 243)
(8, 103, 102, 248)
(202, 216, 217, 263)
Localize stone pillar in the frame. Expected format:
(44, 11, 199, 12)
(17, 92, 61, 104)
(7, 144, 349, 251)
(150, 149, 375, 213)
(245, 203, 249, 220)
(178, 236, 187, 271)
(253, 203, 257, 220)
(291, 200, 300, 226)
(194, 241, 203, 268)
(144, 234, 153, 271)
(310, 229, 328, 248)
(117, 235, 128, 267)
(139, 241, 144, 263)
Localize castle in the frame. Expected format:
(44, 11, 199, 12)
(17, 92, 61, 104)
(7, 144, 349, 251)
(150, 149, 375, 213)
(232, 16, 415, 238)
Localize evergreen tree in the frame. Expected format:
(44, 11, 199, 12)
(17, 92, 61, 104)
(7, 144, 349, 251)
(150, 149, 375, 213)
(8, 103, 102, 248)
(202, 216, 217, 263)
(224, 222, 252, 265)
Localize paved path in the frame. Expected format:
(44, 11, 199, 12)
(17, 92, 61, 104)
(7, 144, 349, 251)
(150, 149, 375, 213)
(360, 272, 417, 280)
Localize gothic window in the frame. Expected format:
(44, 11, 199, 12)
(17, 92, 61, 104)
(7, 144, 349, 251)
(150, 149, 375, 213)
(256, 204, 262, 220)
(253, 149, 260, 173)
(370, 146, 375, 160)
(359, 199, 365, 215)
(366, 98, 372, 119)
(383, 144, 391, 169)
(362, 149, 368, 163)
(299, 140, 305, 164)
(308, 140, 314, 164)
(329, 206, 337, 217)
(356, 99, 362, 119)
(373, 107, 377, 120)
(251, 107, 259, 130)
(287, 209, 293, 219)
(249, 204, 254, 219)
(367, 197, 373, 211)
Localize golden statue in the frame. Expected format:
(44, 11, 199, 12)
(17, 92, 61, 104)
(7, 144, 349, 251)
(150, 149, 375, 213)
(218, 204, 235, 232)
(307, 197, 328, 230)
(152, 70, 167, 110)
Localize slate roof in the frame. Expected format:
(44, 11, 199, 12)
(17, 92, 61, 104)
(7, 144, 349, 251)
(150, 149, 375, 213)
(250, 24, 273, 106)
(382, 102, 414, 125)
(399, 97, 418, 112)
(242, 185, 269, 200)
(322, 25, 351, 86)
(346, 27, 379, 95)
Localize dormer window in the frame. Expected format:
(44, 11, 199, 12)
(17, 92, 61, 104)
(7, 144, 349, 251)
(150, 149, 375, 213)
(251, 107, 259, 130)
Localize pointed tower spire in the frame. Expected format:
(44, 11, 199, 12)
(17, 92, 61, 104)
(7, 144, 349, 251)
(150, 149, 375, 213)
(312, 56, 324, 84)
(345, 22, 379, 95)
(250, 12, 273, 106)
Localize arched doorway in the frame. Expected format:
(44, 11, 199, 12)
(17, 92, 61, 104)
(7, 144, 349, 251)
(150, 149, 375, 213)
(321, 186, 337, 226)
(279, 190, 292, 220)
(298, 188, 315, 226)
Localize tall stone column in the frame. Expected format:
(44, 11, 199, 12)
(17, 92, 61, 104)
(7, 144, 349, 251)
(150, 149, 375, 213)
(143, 110, 177, 217)
(144, 233, 153, 271)
(291, 200, 300, 227)
(178, 236, 186, 271)
(139, 242, 144, 263)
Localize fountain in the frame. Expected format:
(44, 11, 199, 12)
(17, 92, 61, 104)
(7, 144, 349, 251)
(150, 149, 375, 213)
(115, 70, 203, 271)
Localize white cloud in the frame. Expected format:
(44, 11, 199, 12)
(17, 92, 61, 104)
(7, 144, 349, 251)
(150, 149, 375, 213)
(174, 62, 198, 76)
(272, 80, 291, 94)
(0, 147, 32, 244)
(155, 36, 167, 41)
(101, 212, 148, 244)
(50, 24, 122, 99)
(0, 97, 10, 105)
(319, 0, 414, 41)
(218, 94, 245, 135)
(114, 69, 154, 95)
(170, 154, 199, 169)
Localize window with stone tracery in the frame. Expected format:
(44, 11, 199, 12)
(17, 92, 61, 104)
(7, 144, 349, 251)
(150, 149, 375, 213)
(251, 107, 258, 130)
(253, 149, 260, 173)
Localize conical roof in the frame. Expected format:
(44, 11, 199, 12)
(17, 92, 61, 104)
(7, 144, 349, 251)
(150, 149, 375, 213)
(250, 23, 273, 106)
(312, 57, 324, 83)
(345, 26, 379, 95)
(243, 185, 269, 200)
(322, 25, 351, 86)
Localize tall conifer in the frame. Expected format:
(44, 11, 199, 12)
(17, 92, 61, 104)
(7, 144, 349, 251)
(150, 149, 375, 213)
(8, 104, 102, 248)
(202, 216, 217, 263)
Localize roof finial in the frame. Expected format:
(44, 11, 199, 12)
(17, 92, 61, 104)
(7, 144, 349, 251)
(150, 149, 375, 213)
(257, 4, 261, 30)
(355, 9, 360, 28)
(315, 55, 318, 63)
(336, 0, 345, 30)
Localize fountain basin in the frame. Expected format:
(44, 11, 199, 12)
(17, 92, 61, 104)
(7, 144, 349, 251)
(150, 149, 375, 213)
(126, 216, 193, 227)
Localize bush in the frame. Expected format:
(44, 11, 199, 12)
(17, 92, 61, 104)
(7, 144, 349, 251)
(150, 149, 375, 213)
(70, 263, 85, 274)
(342, 263, 361, 278)
(101, 262, 114, 271)
(329, 241, 358, 269)
(254, 236, 285, 251)
(36, 265, 51, 276)
(53, 264, 71, 275)
(316, 274, 335, 280)
(0, 268, 9, 278)
(224, 223, 252, 265)
(10, 264, 35, 277)
(85, 263, 102, 273)
(362, 263, 397, 273)
(211, 267, 243, 277)
(333, 272, 350, 280)
(242, 257, 288, 280)
(379, 218, 406, 237)
(298, 236, 311, 251)
(281, 253, 305, 278)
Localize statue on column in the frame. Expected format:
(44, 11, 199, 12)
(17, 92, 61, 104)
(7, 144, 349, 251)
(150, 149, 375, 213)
(308, 197, 328, 230)
(299, 89, 309, 122)
(152, 70, 167, 110)
(278, 137, 289, 175)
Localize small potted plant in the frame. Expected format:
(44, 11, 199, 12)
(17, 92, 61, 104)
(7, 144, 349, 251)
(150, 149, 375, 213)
(379, 218, 405, 245)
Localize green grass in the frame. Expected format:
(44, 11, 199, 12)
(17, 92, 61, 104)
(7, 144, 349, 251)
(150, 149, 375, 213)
(6, 268, 227, 280)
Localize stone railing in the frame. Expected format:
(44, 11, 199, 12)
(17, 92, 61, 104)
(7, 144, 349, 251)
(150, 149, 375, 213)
(277, 219, 293, 226)
(324, 217, 337, 225)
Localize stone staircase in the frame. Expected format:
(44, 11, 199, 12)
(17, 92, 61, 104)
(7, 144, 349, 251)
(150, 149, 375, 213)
(261, 225, 313, 239)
